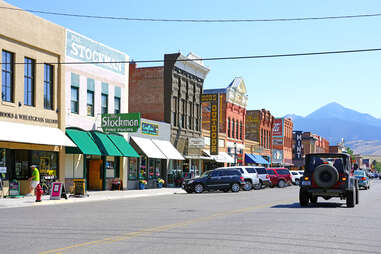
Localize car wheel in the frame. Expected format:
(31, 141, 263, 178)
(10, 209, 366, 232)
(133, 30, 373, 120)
(243, 180, 253, 191)
(253, 182, 261, 190)
(310, 196, 318, 204)
(295, 179, 300, 185)
(194, 184, 204, 194)
(278, 180, 286, 188)
(299, 189, 309, 207)
(231, 183, 240, 192)
(346, 189, 355, 208)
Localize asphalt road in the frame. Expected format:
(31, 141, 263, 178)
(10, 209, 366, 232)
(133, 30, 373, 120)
(1, 180, 381, 254)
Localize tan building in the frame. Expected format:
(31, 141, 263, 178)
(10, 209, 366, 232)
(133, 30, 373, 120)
(0, 1, 74, 195)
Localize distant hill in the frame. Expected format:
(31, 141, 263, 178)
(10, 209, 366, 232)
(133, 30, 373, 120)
(286, 102, 381, 155)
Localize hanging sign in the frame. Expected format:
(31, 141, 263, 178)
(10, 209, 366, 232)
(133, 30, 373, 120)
(201, 94, 219, 155)
(142, 122, 159, 136)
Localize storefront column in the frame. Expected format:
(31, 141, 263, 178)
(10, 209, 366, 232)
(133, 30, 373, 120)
(58, 149, 65, 182)
(121, 157, 127, 190)
(83, 155, 87, 191)
(101, 156, 106, 190)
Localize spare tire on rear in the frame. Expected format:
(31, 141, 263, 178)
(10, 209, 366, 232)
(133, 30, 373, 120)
(313, 164, 339, 188)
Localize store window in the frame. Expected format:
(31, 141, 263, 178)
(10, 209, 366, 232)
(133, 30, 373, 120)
(0, 148, 8, 180)
(155, 159, 161, 179)
(128, 157, 138, 180)
(14, 150, 30, 180)
(2, 50, 14, 102)
(24, 57, 35, 106)
(139, 157, 147, 180)
(31, 151, 58, 179)
(105, 157, 115, 178)
(148, 158, 155, 179)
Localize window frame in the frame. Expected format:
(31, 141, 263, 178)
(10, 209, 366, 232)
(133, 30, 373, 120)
(71, 86, 79, 114)
(87, 90, 94, 116)
(43, 64, 54, 110)
(114, 96, 120, 114)
(101, 93, 108, 114)
(2, 50, 14, 102)
(24, 57, 35, 106)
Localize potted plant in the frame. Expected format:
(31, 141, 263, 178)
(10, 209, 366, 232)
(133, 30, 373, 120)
(139, 179, 147, 190)
(157, 178, 165, 188)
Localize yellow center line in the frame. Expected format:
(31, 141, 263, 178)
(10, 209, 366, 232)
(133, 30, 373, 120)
(38, 199, 294, 254)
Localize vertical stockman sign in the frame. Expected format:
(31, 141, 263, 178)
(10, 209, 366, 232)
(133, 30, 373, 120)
(201, 94, 219, 155)
(102, 113, 141, 132)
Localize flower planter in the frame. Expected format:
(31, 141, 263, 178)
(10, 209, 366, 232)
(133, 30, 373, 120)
(157, 183, 163, 188)
(139, 183, 145, 190)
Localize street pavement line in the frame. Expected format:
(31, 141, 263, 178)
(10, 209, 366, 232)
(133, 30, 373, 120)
(38, 199, 293, 254)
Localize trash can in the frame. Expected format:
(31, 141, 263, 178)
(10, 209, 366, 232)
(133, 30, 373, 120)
(73, 179, 86, 196)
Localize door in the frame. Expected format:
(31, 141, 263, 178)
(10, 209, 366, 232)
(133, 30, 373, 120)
(206, 170, 222, 189)
(88, 159, 103, 190)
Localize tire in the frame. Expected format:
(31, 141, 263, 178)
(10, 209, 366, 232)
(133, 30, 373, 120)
(243, 180, 253, 191)
(295, 179, 300, 186)
(310, 196, 318, 204)
(231, 183, 240, 192)
(185, 189, 193, 194)
(194, 184, 204, 194)
(299, 189, 309, 207)
(253, 183, 261, 190)
(313, 164, 339, 189)
(346, 189, 355, 208)
(278, 180, 286, 188)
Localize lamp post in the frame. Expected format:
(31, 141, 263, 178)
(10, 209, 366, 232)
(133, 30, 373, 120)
(234, 142, 237, 166)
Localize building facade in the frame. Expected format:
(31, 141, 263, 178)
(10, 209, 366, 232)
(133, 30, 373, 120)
(272, 118, 293, 166)
(129, 53, 209, 182)
(0, 1, 74, 195)
(202, 77, 247, 168)
(245, 109, 274, 164)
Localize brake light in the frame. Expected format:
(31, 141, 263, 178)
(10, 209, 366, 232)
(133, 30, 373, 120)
(361, 177, 366, 181)
(341, 177, 347, 181)
(240, 176, 244, 182)
(266, 175, 270, 179)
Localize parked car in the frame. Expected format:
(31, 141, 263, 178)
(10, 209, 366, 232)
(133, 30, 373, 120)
(222, 166, 260, 191)
(182, 168, 245, 193)
(354, 170, 370, 190)
(290, 171, 303, 185)
(266, 168, 292, 188)
(254, 167, 272, 188)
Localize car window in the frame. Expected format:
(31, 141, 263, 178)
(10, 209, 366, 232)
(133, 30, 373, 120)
(276, 169, 290, 175)
(239, 169, 244, 174)
(267, 169, 276, 175)
(246, 168, 257, 174)
(209, 171, 220, 177)
(228, 170, 241, 176)
(291, 172, 298, 175)
(354, 170, 365, 176)
(256, 168, 266, 174)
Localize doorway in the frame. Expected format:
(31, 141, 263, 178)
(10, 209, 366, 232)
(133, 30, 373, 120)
(87, 159, 103, 190)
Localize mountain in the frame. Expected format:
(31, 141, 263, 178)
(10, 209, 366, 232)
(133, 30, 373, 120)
(287, 102, 381, 155)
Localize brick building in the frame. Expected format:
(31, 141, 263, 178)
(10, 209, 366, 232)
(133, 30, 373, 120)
(245, 109, 274, 165)
(202, 77, 247, 169)
(272, 118, 294, 166)
(129, 52, 210, 184)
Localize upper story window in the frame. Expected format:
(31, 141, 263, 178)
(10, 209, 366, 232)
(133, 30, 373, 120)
(228, 118, 231, 138)
(101, 94, 108, 114)
(44, 64, 54, 109)
(232, 119, 235, 139)
(240, 121, 243, 140)
(114, 97, 120, 114)
(87, 90, 94, 116)
(71, 87, 79, 114)
(2, 50, 14, 102)
(236, 120, 239, 139)
(24, 57, 35, 106)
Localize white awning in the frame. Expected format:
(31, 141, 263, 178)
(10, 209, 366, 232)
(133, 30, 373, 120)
(203, 150, 233, 163)
(151, 139, 185, 160)
(0, 121, 76, 147)
(131, 136, 167, 159)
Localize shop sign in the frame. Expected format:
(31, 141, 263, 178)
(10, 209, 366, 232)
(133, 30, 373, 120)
(272, 118, 283, 137)
(0, 167, 6, 173)
(237, 153, 243, 163)
(201, 94, 219, 155)
(50, 182, 63, 200)
(272, 150, 284, 164)
(9, 181, 19, 196)
(66, 30, 126, 75)
(273, 138, 283, 146)
(142, 122, 159, 136)
(245, 111, 260, 142)
(188, 137, 205, 148)
(102, 113, 141, 132)
(0, 111, 58, 124)
(294, 131, 303, 159)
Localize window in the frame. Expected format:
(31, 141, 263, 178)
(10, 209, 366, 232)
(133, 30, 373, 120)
(256, 168, 266, 174)
(236, 120, 239, 139)
(228, 118, 231, 137)
(266, 169, 276, 175)
(101, 94, 108, 114)
(246, 168, 257, 174)
(2, 50, 14, 102)
(240, 121, 243, 140)
(44, 64, 54, 109)
(87, 90, 94, 116)
(71, 87, 79, 114)
(232, 119, 235, 138)
(24, 57, 35, 106)
(114, 97, 120, 114)
(182, 99, 186, 128)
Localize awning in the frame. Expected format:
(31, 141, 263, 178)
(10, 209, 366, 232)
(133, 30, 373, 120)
(130, 136, 167, 159)
(203, 150, 233, 163)
(151, 139, 184, 160)
(90, 131, 122, 156)
(66, 128, 101, 155)
(0, 120, 76, 147)
(108, 134, 139, 158)
(245, 153, 269, 165)
(184, 155, 213, 160)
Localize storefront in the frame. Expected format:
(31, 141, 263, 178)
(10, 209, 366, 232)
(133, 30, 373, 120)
(245, 153, 270, 167)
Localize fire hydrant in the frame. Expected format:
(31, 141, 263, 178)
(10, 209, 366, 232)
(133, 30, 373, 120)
(35, 184, 43, 202)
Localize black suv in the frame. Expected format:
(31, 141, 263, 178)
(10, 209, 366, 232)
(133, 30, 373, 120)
(182, 168, 245, 193)
(299, 153, 359, 208)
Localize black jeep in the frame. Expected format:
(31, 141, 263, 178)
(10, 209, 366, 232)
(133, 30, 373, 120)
(299, 153, 359, 208)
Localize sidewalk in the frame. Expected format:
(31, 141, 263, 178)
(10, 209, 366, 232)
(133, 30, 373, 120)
(0, 188, 186, 209)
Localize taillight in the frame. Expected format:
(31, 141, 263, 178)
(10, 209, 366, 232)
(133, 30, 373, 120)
(304, 177, 309, 181)
(266, 175, 270, 179)
(361, 177, 366, 181)
(240, 176, 245, 182)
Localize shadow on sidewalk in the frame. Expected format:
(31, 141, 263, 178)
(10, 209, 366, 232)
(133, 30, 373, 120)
(271, 202, 344, 208)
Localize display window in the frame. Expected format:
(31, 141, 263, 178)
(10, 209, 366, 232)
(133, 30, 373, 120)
(139, 157, 147, 180)
(155, 159, 161, 178)
(128, 157, 138, 180)
(148, 158, 155, 179)
(105, 157, 115, 178)
(0, 148, 8, 180)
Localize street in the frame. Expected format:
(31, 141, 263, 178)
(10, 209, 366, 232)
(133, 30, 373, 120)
(1, 181, 381, 254)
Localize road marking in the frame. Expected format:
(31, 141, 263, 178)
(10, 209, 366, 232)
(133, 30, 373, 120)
(38, 199, 293, 254)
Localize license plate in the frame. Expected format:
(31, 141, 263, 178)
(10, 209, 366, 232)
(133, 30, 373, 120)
(301, 181, 311, 186)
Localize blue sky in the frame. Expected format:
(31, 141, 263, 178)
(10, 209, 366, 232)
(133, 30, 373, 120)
(5, 0, 381, 118)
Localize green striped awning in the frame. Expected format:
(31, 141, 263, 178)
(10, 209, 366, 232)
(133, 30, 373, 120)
(108, 134, 139, 158)
(90, 131, 122, 156)
(65, 128, 102, 155)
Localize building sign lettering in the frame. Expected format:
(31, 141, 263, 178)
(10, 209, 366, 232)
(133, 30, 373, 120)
(0, 111, 58, 124)
(101, 113, 140, 132)
(272, 118, 283, 137)
(141, 122, 159, 136)
(294, 131, 303, 159)
(201, 94, 219, 155)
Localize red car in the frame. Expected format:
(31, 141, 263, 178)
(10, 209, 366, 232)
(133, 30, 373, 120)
(266, 168, 292, 188)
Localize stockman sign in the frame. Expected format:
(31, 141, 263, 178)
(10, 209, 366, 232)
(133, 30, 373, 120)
(66, 30, 126, 75)
(102, 113, 141, 132)
(201, 94, 219, 155)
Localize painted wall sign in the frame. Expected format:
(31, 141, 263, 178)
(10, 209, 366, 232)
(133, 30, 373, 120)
(102, 113, 141, 132)
(201, 94, 219, 155)
(272, 149, 284, 164)
(245, 111, 260, 142)
(66, 30, 126, 75)
(272, 118, 283, 137)
(141, 122, 159, 136)
(188, 137, 205, 148)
